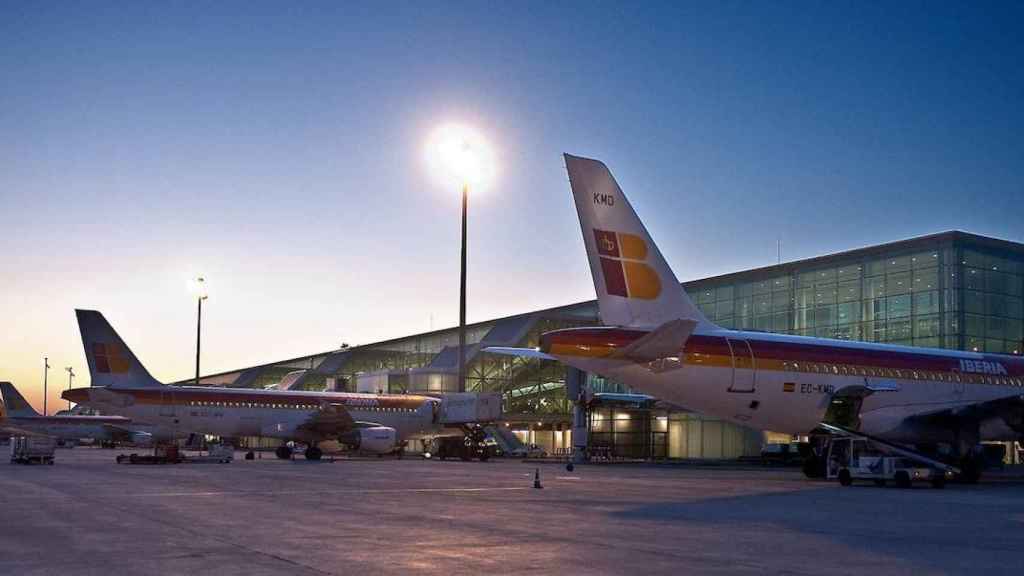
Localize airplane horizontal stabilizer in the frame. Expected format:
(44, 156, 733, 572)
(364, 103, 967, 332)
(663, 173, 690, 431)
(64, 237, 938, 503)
(481, 347, 557, 361)
(608, 318, 697, 363)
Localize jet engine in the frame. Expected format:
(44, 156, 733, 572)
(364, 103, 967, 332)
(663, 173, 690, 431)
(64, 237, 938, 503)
(340, 426, 397, 454)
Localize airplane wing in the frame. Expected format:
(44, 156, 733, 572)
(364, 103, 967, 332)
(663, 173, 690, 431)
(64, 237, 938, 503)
(482, 347, 557, 361)
(295, 402, 386, 437)
(101, 423, 151, 442)
(903, 393, 1024, 431)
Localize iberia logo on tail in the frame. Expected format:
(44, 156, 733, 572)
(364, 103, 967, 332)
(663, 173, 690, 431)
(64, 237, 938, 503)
(593, 229, 662, 299)
(92, 343, 130, 374)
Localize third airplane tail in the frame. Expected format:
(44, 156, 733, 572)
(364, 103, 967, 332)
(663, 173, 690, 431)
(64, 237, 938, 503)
(76, 309, 164, 389)
(0, 382, 41, 417)
(564, 153, 713, 330)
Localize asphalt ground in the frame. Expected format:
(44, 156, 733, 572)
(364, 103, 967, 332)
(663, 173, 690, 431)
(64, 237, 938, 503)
(1, 449, 1023, 575)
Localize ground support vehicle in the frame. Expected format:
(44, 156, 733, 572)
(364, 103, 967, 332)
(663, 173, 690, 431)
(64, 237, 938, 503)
(429, 424, 493, 461)
(116, 444, 184, 465)
(9, 436, 57, 465)
(827, 437, 952, 488)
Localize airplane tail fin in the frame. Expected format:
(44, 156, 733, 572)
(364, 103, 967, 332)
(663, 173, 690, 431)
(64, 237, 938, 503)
(76, 309, 164, 389)
(0, 382, 41, 417)
(563, 154, 713, 329)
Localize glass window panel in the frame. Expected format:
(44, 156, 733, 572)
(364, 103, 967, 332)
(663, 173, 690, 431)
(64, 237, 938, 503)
(795, 287, 815, 309)
(698, 303, 715, 318)
(717, 317, 736, 329)
(695, 288, 715, 304)
(716, 299, 734, 318)
(735, 297, 753, 319)
(887, 255, 911, 273)
(912, 268, 938, 292)
(772, 312, 791, 332)
(771, 290, 792, 312)
(836, 302, 861, 325)
(814, 285, 837, 306)
(737, 282, 754, 297)
(1006, 318, 1023, 341)
(966, 336, 983, 352)
(888, 319, 912, 341)
(945, 314, 960, 338)
(836, 264, 863, 281)
(814, 305, 835, 326)
(838, 279, 861, 303)
(1008, 298, 1023, 319)
(754, 294, 771, 315)
(770, 276, 791, 291)
(964, 268, 984, 291)
(833, 324, 861, 341)
(964, 291, 985, 314)
(987, 316, 1006, 340)
(915, 337, 940, 349)
(910, 251, 940, 269)
(866, 260, 887, 277)
(888, 271, 911, 295)
(914, 315, 940, 339)
(888, 294, 911, 318)
(794, 308, 812, 331)
(965, 314, 985, 337)
(755, 314, 773, 331)
(913, 291, 940, 316)
(961, 250, 988, 269)
(815, 326, 836, 339)
(865, 276, 886, 299)
(753, 280, 772, 294)
(944, 289, 959, 312)
(797, 271, 818, 287)
(864, 297, 887, 322)
(716, 285, 734, 302)
(815, 269, 836, 284)
(986, 339, 1006, 354)
(865, 321, 886, 342)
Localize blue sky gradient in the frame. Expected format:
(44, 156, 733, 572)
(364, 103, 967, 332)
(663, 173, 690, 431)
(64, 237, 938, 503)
(2, 2, 1022, 410)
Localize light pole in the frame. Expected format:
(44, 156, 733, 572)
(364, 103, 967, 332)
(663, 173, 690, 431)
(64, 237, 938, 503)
(427, 124, 493, 394)
(458, 182, 468, 393)
(192, 277, 209, 387)
(43, 357, 50, 416)
(65, 367, 75, 412)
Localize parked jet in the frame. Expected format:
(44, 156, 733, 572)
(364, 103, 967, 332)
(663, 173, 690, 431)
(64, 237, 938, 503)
(63, 310, 443, 460)
(489, 154, 1024, 480)
(1, 381, 154, 446)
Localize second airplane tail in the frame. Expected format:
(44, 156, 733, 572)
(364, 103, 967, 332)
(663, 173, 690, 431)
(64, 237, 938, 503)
(76, 309, 164, 389)
(0, 382, 41, 417)
(563, 154, 713, 330)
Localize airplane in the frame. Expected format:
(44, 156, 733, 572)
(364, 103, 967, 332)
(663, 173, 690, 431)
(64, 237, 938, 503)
(1, 381, 156, 446)
(63, 310, 444, 460)
(488, 154, 1024, 481)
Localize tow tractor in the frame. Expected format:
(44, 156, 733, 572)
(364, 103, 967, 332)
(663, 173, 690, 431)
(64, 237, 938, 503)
(827, 437, 953, 488)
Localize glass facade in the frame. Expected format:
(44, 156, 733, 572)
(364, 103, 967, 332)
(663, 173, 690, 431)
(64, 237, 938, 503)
(193, 232, 1024, 458)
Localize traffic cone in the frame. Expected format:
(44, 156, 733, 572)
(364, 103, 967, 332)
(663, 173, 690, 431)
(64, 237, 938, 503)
(533, 467, 543, 489)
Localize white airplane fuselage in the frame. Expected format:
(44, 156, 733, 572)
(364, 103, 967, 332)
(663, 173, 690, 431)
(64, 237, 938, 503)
(545, 327, 1024, 444)
(66, 386, 441, 444)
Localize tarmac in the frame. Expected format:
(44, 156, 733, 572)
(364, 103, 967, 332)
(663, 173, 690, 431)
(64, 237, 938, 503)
(2, 448, 1023, 575)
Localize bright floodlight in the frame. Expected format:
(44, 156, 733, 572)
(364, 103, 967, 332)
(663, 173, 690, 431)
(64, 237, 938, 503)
(190, 276, 208, 300)
(426, 123, 496, 190)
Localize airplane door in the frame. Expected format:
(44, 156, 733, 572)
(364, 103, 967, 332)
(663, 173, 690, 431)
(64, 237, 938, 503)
(727, 338, 756, 393)
(159, 390, 176, 417)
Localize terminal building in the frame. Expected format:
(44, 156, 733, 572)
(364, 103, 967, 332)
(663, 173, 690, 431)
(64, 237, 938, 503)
(185, 231, 1024, 460)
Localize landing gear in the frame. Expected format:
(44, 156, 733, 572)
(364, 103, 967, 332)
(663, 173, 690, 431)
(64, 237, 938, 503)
(838, 469, 852, 486)
(275, 445, 293, 460)
(305, 446, 323, 461)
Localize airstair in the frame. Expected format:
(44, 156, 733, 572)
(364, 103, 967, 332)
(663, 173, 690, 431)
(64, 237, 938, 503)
(486, 425, 526, 456)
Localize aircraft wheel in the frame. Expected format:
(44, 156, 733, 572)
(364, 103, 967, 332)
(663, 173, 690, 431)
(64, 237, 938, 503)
(478, 448, 490, 462)
(305, 447, 323, 461)
(275, 446, 293, 460)
(895, 471, 912, 489)
(838, 469, 852, 487)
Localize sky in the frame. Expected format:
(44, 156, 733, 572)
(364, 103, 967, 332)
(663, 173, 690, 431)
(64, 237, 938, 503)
(2, 2, 1022, 413)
